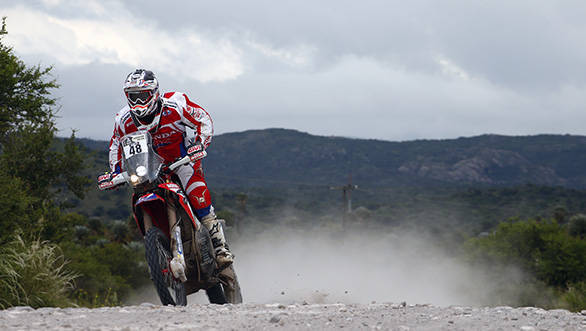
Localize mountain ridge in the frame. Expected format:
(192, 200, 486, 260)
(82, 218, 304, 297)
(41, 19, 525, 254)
(75, 128, 586, 189)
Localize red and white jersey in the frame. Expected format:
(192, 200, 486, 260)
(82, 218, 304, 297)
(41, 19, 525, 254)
(109, 92, 213, 172)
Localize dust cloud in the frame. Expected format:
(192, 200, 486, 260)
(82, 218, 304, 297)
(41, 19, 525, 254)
(230, 224, 516, 307)
(125, 221, 522, 307)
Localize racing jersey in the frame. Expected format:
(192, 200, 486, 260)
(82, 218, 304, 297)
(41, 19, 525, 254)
(108, 92, 213, 172)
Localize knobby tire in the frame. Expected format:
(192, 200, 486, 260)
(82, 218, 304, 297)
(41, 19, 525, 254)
(145, 227, 187, 306)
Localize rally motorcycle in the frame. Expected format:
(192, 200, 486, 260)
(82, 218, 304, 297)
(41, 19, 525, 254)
(98, 131, 242, 305)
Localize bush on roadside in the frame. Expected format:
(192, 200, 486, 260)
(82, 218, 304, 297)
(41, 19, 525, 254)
(61, 241, 150, 307)
(561, 282, 586, 312)
(464, 219, 586, 311)
(0, 235, 77, 309)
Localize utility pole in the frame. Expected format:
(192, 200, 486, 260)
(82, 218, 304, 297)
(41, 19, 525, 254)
(330, 174, 358, 229)
(234, 193, 247, 235)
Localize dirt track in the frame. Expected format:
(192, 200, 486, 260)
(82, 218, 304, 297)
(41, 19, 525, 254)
(1, 303, 585, 330)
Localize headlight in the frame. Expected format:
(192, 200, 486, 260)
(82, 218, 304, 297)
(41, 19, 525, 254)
(136, 166, 147, 176)
(130, 174, 140, 183)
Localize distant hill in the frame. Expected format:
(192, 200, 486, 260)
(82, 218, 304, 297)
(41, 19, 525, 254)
(78, 129, 586, 189)
(71, 129, 586, 234)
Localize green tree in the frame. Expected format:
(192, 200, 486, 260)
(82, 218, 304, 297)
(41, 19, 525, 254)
(465, 218, 586, 310)
(0, 172, 37, 243)
(0, 20, 101, 309)
(1, 127, 88, 200)
(0, 28, 57, 137)
(0, 20, 89, 243)
(553, 206, 568, 224)
(0, 17, 6, 36)
(568, 214, 586, 238)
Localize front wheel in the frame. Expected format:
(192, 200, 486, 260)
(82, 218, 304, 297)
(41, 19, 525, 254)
(144, 227, 187, 306)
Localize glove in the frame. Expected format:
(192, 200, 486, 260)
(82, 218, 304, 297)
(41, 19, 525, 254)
(187, 141, 206, 161)
(97, 171, 119, 191)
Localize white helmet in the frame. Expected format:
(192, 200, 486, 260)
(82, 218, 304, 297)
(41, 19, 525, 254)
(123, 69, 161, 131)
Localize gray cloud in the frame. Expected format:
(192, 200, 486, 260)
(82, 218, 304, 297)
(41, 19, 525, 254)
(1, 0, 586, 141)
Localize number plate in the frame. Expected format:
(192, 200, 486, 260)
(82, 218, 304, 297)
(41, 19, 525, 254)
(122, 134, 148, 158)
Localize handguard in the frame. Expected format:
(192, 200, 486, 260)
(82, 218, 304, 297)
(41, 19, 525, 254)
(97, 172, 126, 191)
(187, 141, 206, 162)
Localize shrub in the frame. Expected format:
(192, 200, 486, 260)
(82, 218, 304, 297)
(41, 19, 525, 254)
(61, 241, 149, 307)
(0, 235, 77, 308)
(464, 219, 586, 310)
(568, 214, 586, 238)
(561, 282, 586, 312)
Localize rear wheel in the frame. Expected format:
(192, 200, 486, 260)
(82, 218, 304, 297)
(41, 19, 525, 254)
(205, 283, 227, 304)
(145, 227, 187, 306)
(220, 265, 243, 304)
(205, 265, 243, 304)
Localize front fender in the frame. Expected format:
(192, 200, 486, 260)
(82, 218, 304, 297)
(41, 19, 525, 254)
(133, 193, 168, 237)
(158, 183, 199, 230)
(132, 183, 200, 236)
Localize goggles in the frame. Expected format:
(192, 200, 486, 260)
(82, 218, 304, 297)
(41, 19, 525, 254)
(126, 90, 153, 105)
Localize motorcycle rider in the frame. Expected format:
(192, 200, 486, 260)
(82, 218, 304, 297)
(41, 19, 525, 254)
(99, 69, 233, 267)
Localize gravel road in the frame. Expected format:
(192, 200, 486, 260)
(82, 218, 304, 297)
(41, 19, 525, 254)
(1, 303, 585, 330)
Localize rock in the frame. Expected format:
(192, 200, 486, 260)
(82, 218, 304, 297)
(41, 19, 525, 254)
(547, 309, 570, 314)
(269, 314, 281, 323)
(8, 306, 34, 312)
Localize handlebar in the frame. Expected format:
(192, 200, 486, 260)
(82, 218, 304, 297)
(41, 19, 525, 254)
(111, 172, 127, 186)
(169, 150, 207, 171)
(99, 150, 208, 191)
(169, 156, 191, 171)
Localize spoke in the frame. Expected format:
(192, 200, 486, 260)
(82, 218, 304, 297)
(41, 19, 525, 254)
(155, 238, 173, 286)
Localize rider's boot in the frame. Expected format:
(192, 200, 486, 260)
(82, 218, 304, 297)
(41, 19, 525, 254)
(201, 212, 234, 267)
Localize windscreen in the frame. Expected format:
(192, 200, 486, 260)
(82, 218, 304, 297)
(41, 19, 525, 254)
(120, 131, 163, 186)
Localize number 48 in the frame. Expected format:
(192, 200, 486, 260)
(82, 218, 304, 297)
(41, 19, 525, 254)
(129, 143, 142, 155)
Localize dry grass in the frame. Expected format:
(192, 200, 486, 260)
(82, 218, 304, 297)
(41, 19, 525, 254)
(0, 235, 77, 308)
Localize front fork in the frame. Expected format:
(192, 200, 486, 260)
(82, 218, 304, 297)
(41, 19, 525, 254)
(168, 204, 187, 282)
(143, 197, 187, 282)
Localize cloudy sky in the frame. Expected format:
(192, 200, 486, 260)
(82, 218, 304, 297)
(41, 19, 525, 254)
(2, 0, 586, 141)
